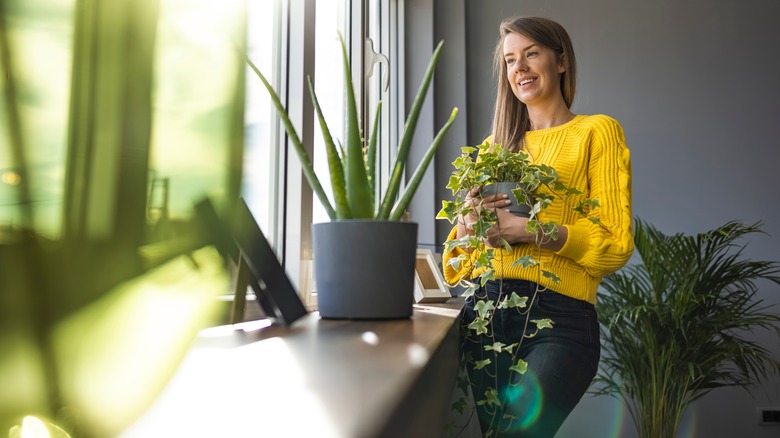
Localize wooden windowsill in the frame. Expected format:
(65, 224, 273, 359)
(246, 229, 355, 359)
(121, 298, 465, 437)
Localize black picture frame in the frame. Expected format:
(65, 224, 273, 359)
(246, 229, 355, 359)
(195, 197, 307, 326)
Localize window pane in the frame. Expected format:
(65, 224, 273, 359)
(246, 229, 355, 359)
(312, 0, 346, 224)
(147, 0, 245, 244)
(243, 0, 279, 237)
(0, 0, 74, 240)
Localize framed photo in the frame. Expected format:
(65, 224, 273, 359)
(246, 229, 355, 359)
(413, 249, 451, 303)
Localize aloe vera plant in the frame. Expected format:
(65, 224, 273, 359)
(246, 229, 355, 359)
(248, 35, 457, 221)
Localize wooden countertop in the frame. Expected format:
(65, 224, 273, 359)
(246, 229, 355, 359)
(121, 299, 465, 438)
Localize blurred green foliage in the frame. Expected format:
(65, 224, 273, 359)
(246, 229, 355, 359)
(1, 0, 247, 435)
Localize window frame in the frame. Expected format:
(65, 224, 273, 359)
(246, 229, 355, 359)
(249, 0, 404, 296)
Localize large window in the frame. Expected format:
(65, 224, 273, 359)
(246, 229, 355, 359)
(238, 0, 403, 298)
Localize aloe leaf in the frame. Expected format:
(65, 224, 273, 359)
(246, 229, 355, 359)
(307, 76, 352, 219)
(367, 101, 382, 212)
(338, 33, 373, 218)
(378, 40, 445, 219)
(247, 58, 336, 219)
(390, 107, 458, 220)
(337, 138, 348, 176)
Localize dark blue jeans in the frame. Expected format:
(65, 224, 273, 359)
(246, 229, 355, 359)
(462, 279, 600, 437)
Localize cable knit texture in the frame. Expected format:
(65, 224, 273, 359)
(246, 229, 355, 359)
(443, 114, 634, 304)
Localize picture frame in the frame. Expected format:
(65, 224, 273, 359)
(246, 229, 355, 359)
(413, 249, 451, 303)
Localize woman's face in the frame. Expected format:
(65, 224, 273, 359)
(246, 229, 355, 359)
(503, 32, 565, 107)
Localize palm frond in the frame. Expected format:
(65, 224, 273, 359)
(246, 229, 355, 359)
(594, 218, 780, 438)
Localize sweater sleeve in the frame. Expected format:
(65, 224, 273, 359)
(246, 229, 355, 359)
(556, 116, 634, 278)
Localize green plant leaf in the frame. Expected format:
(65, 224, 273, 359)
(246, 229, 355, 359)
(509, 359, 528, 375)
(307, 76, 351, 219)
(483, 388, 501, 407)
(337, 33, 373, 218)
(457, 376, 470, 395)
(500, 292, 529, 309)
(378, 40, 445, 218)
(367, 101, 382, 211)
(247, 58, 336, 219)
(484, 341, 507, 353)
(474, 300, 495, 318)
(541, 270, 561, 284)
(468, 317, 489, 336)
(436, 200, 458, 222)
(532, 318, 554, 330)
(463, 281, 479, 298)
(451, 397, 469, 415)
(480, 270, 496, 285)
(474, 359, 492, 370)
(511, 255, 537, 269)
(390, 107, 458, 220)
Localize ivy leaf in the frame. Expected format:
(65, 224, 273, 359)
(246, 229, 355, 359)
(485, 389, 501, 407)
(480, 269, 495, 285)
(451, 397, 469, 415)
(457, 376, 470, 395)
(447, 254, 467, 271)
(475, 251, 491, 269)
(462, 281, 479, 298)
(468, 317, 489, 336)
(589, 216, 601, 224)
(509, 359, 528, 375)
(473, 300, 495, 318)
(484, 341, 507, 353)
(501, 238, 512, 254)
(542, 270, 561, 284)
(511, 187, 528, 205)
(511, 255, 538, 268)
(436, 200, 458, 222)
(474, 358, 492, 370)
(461, 146, 477, 154)
(532, 318, 554, 330)
(499, 292, 528, 309)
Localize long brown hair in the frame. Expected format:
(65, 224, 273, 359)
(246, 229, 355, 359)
(491, 16, 577, 152)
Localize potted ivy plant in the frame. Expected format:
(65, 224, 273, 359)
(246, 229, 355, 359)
(249, 35, 457, 319)
(593, 219, 780, 438)
(437, 140, 599, 435)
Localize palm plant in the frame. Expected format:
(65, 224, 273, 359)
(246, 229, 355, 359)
(594, 218, 780, 438)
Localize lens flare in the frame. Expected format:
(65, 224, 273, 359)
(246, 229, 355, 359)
(502, 370, 543, 431)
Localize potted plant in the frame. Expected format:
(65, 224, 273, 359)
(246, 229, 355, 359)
(249, 35, 457, 319)
(437, 141, 599, 435)
(592, 219, 780, 438)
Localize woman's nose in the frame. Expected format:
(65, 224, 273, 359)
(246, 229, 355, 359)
(515, 60, 527, 73)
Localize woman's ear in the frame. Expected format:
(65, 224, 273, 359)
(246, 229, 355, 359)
(558, 53, 566, 74)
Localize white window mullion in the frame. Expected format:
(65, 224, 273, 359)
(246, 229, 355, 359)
(283, 0, 316, 290)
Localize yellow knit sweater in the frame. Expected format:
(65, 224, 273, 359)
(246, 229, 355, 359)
(443, 114, 634, 304)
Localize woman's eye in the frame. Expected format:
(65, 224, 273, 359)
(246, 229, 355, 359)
(527, 51, 538, 57)
(506, 58, 515, 65)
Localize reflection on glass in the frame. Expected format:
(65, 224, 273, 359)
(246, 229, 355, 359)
(0, 0, 74, 239)
(147, 0, 244, 245)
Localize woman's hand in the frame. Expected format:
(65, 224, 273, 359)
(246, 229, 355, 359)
(456, 186, 569, 251)
(483, 208, 527, 247)
(457, 187, 514, 239)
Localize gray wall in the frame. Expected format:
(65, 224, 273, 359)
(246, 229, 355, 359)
(419, 0, 780, 436)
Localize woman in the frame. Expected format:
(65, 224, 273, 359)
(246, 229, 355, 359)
(443, 16, 634, 437)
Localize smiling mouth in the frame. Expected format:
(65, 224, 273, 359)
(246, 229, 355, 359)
(520, 78, 537, 86)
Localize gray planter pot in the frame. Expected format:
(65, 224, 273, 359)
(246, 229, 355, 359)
(312, 221, 418, 319)
(481, 182, 531, 218)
